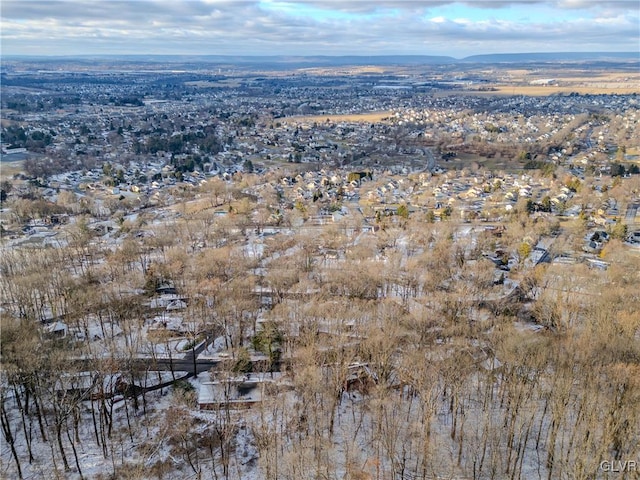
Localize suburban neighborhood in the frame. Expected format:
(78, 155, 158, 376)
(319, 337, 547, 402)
(1, 56, 639, 480)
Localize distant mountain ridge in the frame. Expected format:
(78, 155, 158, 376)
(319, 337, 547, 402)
(4, 54, 457, 66)
(4, 52, 637, 67)
(460, 52, 639, 63)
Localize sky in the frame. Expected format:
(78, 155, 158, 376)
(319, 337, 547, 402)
(1, 0, 639, 58)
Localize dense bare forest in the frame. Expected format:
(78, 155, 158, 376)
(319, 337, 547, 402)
(2, 169, 639, 480)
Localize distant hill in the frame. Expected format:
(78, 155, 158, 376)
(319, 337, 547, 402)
(459, 52, 639, 63)
(4, 54, 457, 67)
(4, 52, 637, 68)
(267, 55, 458, 66)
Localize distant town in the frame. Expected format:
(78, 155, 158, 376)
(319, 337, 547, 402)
(1, 56, 639, 480)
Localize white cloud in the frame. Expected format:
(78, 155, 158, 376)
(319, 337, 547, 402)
(1, 0, 637, 56)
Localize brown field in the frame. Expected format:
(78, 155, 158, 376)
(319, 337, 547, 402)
(1, 117, 20, 127)
(626, 147, 640, 156)
(555, 73, 639, 82)
(285, 111, 393, 124)
(487, 84, 640, 96)
(505, 70, 638, 81)
(185, 79, 243, 88)
(440, 152, 523, 173)
(298, 66, 390, 75)
(169, 197, 216, 215)
(0, 161, 25, 180)
(473, 71, 640, 96)
(504, 69, 531, 76)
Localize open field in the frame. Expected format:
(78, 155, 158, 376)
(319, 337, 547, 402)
(485, 84, 640, 96)
(479, 70, 640, 96)
(1, 117, 22, 127)
(298, 66, 391, 75)
(626, 147, 640, 156)
(185, 79, 243, 88)
(0, 161, 24, 180)
(440, 152, 524, 173)
(285, 111, 392, 124)
(505, 70, 639, 81)
(551, 74, 639, 83)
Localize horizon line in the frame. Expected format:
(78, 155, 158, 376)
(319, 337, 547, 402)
(3, 51, 637, 59)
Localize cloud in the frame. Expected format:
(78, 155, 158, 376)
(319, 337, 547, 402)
(554, 0, 637, 9)
(3, 0, 638, 20)
(261, 0, 639, 13)
(1, 0, 638, 56)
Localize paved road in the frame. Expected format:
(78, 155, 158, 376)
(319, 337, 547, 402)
(152, 354, 220, 375)
(71, 351, 273, 377)
(70, 353, 219, 375)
